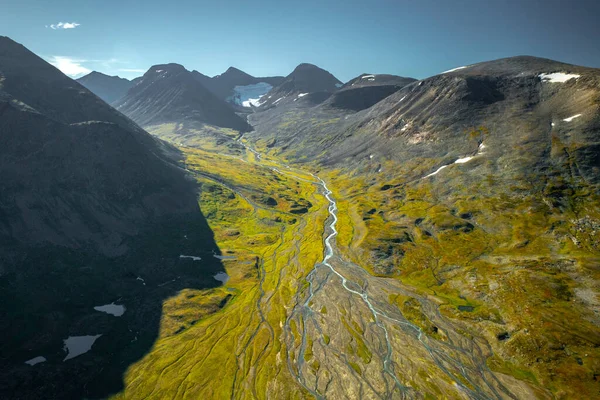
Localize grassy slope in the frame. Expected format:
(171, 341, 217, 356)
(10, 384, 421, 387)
(115, 120, 600, 398)
(112, 128, 327, 399)
(297, 156, 600, 398)
(242, 84, 600, 398)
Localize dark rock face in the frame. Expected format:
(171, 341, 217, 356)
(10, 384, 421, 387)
(77, 71, 134, 103)
(0, 41, 199, 253)
(259, 63, 342, 108)
(325, 85, 408, 111)
(0, 36, 225, 399)
(113, 63, 251, 131)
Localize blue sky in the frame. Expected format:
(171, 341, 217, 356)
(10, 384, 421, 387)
(1, 0, 599, 81)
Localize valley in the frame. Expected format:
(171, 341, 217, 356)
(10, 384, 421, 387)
(1, 33, 599, 400)
(110, 128, 553, 399)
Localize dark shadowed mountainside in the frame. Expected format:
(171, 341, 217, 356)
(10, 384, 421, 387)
(114, 63, 251, 132)
(323, 73, 416, 111)
(77, 71, 134, 103)
(0, 36, 225, 400)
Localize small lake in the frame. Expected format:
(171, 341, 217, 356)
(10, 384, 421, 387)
(25, 356, 46, 366)
(213, 272, 230, 285)
(213, 254, 237, 260)
(94, 303, 126, 316)
(63, 335, 102, 361)
(180, 255, 202, 261)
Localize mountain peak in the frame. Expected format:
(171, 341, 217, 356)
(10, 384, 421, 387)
(224, 66, 244, 74)
(114, 63, 251, 131)
(294, 63, 320, 70)
(436, 55, 592, 78)
(81, 71, 128, 81)
(146, 63, 187, 75)
(77, 71, 134, 103)
(259, 62, 342, 107)
(218, 66, 254, 80)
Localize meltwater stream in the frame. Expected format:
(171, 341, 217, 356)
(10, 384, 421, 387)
(236, 135, 517, 399)
(237, 134, 411, 395)
(305, 176, 406, 393)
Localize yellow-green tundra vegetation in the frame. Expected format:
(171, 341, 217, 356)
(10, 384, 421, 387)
(114, 122, 599, 399)
(310, 155, 600, 398)
(113, 127, 329, 398)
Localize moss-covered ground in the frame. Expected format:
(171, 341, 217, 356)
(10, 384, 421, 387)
(111, 134, 328, 399)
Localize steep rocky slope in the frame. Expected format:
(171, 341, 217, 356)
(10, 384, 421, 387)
(259, 63, 342, 108)
(0, 37, 224, 399)
(77, 71, 134, 103)
(114, 63, 251, 131)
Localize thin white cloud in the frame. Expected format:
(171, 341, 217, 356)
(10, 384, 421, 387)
(47, 56, 91, 77)
(118, 68, 146, 73)
(48, 22, 80, 30)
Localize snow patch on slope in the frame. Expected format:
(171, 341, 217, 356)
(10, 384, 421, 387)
(454, 157, 473, 164)
(563, 114, 582, 122)
(422, 141, 486, 179)
(442, 66, 468, 74)
(424, 165, 448, 178)
(538, 72, 581, 83)
(539, 72, 580, 83)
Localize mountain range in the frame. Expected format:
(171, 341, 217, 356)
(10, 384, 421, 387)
(113, 63, 252, 132)
(2, 34, 600, 400)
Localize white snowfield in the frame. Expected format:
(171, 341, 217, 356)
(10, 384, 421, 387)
(155, 69, 164, 73)
(563, 114, 582, 122)
(242, 96, 265, 107)
(454, 156, 473, 164)
(424, 165, 448, 178)
(539, 72, 580, 83)
(297, 93, 309, 97)
(478, 143, 486, 154)
(361, 75, 375, 79)
(441, 66, 468, 74)
(231, 82, 273, 108)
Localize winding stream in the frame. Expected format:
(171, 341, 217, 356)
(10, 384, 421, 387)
(236, 134, 521, 399)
